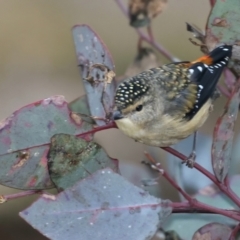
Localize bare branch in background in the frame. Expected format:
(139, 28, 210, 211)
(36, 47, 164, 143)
(209, 0, 216, 7)
(0, 190, 42, 203)
(115, 0, 180, 62)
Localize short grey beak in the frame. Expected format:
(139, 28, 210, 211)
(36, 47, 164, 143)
(112, 110, 123, 120)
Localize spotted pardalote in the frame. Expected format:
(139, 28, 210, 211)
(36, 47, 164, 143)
(112, 45, 232, 148)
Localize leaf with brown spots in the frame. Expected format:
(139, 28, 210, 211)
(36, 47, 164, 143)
(206, 0, 240, 54)
(211, 81, 240, 182)
(72, 25, 116, 126)
(0, 95, 94, 190)
(47, 134, 119, 191)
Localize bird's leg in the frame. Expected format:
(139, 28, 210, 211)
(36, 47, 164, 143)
(183, 131, 197, 168)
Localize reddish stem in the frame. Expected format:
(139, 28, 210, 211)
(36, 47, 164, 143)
(136, 29, 180, 62)
(0, 190, 42, 202)
(147, 25, 154, 42)
(225, 176, 231, 189)
(144, 152, 192, 202)
(217, 85, 231, 98)
(77, 121, 117, 138)
(144, 152, 240, 221)
(209, 0, 215, 7)
(161, 147, 240, 208)
(225, 176, 240, 211)
(224, 68, 236, 92)
(172, 202, 240, 220)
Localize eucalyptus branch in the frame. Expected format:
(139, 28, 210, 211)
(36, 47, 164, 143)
(172, 202, 239, 216)
(77, 121, 117, 138)
(218, 85, 231, 98)
(115, 0, 179, 62)
(144, 151, 192, 202)
(0, 190, 42, 203)
(161, 146, 240, 208)
(76, 121, 240, 209)
(144, 152, 240, 222)
(224, 68, 236, 92)
(209, 0, 216, 7)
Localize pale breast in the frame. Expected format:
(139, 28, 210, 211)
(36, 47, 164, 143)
(115, 100, 212, 147)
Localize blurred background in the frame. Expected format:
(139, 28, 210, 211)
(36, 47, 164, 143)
(0, 0, 239, 239)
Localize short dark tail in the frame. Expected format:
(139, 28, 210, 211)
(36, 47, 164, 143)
(192, 45, 232, 66)
(208, 45, 232, 64)
(186, 45, 232, 119)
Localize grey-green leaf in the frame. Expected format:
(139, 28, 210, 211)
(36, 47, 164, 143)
(47, 134, 119, 191)
(20, 169, 171, 240)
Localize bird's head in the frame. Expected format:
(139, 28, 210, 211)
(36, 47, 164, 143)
(112, 75, 161, 130)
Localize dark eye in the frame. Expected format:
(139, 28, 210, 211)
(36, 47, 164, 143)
(135, 105, 143, 112)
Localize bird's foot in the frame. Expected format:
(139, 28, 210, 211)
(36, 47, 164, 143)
(182, 151, 196, 168)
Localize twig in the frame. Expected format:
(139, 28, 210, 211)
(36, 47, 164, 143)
(209, 0, 216, 7)
(144, 152, 240, 221)
(225, 176, 240, 212)
(144, 151, 192, 202)
(0, 190, 42, 203)
(171, 202, 218, 213)
(77, 121, 117, 138)
(225, 176, 231, 189)
(76, 119, 240, 209)
(147, 25, 154, 42)
(224, 68, 236, 92)
(217, 85, 231, 98)
(115, 0, 180, 62)
(161, 147, 240, 208)
(172, 202, 239, 216)
(136, 29, 180, 62)
(189, 38, 206, 47)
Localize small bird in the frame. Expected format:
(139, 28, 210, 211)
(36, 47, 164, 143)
(112, 45, 232, 165)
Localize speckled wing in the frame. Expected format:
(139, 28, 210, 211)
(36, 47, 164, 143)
(114, 45, 232, 120)
(152, 52, 230, 120)
(149, 63, 199, 119)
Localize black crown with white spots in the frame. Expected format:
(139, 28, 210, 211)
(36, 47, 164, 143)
(115, 77, 149, 109)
